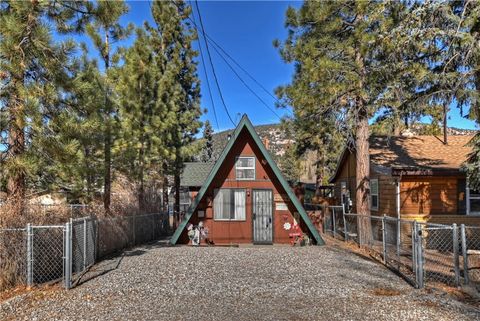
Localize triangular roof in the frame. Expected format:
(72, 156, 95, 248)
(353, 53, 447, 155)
(170, 114, 324, 245)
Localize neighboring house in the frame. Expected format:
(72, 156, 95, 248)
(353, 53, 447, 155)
(170, 114, 324, 245)
(177, 162, 214, 212)
(330, 135, 479, 225)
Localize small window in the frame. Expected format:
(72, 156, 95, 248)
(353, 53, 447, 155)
(370, 179, 379, 210)
(213, 189, 246, 220)
(235, 157, 255, 180)
(467, 185, 480, 215)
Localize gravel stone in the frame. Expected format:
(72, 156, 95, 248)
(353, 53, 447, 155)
(1, 242, 479, 321)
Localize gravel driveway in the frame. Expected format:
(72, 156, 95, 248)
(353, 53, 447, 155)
(1, 243, 479, 321)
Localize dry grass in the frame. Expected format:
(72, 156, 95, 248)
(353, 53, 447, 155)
(371, 287, 403, 296)
(0, 176, 164, 293)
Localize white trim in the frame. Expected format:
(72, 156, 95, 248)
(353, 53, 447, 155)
(235, 156, 256, 180)
(370, 178, 379, 211)
(467, 178, 480, 215)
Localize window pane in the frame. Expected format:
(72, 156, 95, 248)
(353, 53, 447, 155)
(214, 189, 245, 220)
(371, 195, 378, 209)
(470, 188, 480, 198)
(236, 157, 254, 168)
(470, 198, 480, 213)
(236, 169, 255, 180)
(214, 189, 232, 219)
(234, 190, 246, 220)
(370, 180, 378, 195)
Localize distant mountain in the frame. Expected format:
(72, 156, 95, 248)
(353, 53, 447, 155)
(210, 123, 291, 160)
(198, 122, 477, 184)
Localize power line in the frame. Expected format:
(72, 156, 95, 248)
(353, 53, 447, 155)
(194, 0, 235, 127)
(189, 2, 220, 131)
(205, 36, 281, 105)
(209, 42, 281, 120)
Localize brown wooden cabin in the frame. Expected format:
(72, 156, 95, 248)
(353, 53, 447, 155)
(329, 135, 480, 226)
(170, 115, 323, 245)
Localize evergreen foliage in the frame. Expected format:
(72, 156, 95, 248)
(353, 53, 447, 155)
(200, 120, 214, 162)
(85, 0, 132, 213)
(0, 0, 93, 217)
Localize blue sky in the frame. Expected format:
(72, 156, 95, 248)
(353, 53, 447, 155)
(78, 0, 479, 132)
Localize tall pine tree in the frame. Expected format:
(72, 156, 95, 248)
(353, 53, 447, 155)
(147, 0, 202, 222)
(276, 1, 408, 244)
(85, 1, 131, 214)
(0, 0, 92, 219)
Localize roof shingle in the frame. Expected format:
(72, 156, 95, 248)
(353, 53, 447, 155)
(180, 162, 214, 187)
(370, 135, 473, 169)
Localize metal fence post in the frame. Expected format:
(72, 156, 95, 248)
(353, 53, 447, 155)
(64, 222, 72, 289)
(396, 218, 401, 260)
(416, 222, 424, 289)
(26, 223, 33, 288)
(382, 215, 387, 264)
(452, 223, 460, 287)
(342, 205, 347, 241)
(412, 221, 416, 275)
(83, 218, 87, 270)
(461, 224, 469, 285)
(332, 207, 337, 238)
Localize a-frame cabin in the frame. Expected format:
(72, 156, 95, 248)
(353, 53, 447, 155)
(170, 114, 324, 245)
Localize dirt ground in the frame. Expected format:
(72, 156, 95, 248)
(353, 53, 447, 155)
(1, 243, 479, 321)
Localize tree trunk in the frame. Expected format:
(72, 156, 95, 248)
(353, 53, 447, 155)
(138, 141, 145, 213)
(174, 146, 182, 228)
(84, 146, 93, 202)
(443, 102, 448, 145)
(162, 161, 169, 216)
(103, 32, 111, 214)
(356, 108, 371, 245)
(6, 97, 26, 219)
(355, 47, 371, 246)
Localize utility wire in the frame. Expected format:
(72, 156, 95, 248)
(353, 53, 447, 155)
(209, 43, 281, 120)
(204, 36, 281, 105)
(189, 2, 220, 131)
(194, 0, 235, 127)
(173, 0, 286, 122)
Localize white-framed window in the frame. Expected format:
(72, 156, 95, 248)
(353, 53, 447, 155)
(235, 157, 255, 180)
(466, 182, 480, 215)
(370, 179, 379, 211)
(213, 188, 246, 220)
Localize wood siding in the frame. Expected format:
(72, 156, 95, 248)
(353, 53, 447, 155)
(332, 151, 397, 216)
(178, 128, 307, 244)
(400, 177, 458, 215)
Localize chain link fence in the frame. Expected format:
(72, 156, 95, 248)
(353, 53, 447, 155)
(0, 228, 27, 289)
(0, 213, 169, 291)
(310, 205, 480, 289)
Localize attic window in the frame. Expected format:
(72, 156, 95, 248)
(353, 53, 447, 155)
(370, 179, 379, 211)
(235, 157, 255, 180)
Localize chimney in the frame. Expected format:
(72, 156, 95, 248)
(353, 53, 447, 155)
(262, 137, 270, 150)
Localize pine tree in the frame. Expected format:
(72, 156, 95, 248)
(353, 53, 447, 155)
(0, 1, 92, 218)
(147, 0, 202, 222)
(85, 1, 132, 214)
(115, 28, 163, 211)
(201, 120, 214, 162)
(276, 1, 407, 244)
(59, 51, 104, 202)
